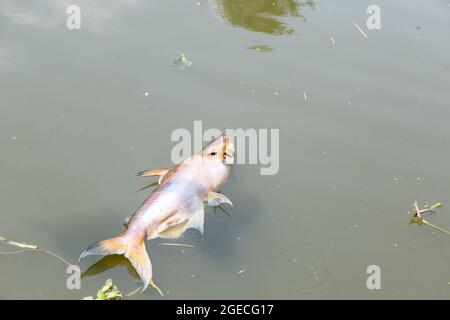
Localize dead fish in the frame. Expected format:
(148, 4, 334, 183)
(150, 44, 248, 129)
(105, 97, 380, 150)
(80, 134, 235, 291)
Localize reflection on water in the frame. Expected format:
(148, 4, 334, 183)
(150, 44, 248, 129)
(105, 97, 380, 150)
(0, 0, 140, 35)
(209, 0, 315, 35)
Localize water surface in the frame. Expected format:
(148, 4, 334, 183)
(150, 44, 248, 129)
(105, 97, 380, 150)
(1, 0, 450, 299)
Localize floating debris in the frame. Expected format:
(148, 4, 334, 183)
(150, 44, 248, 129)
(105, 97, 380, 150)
(144, 92, 149, 96)
(409, 201, 449, 235)
(330, 37, 335, 45)
(247, 45, 274, 53)
(158, 242, 195, 248)
(352, 21, 368, 39)
(238, 267, 246, 274)
(303, 91, 307, 101)
(0, 234, 72, 267)
(173, 52, 193, 70)
(83, 279, 124, 300)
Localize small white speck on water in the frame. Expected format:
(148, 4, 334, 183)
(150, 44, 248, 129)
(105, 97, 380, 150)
(322, 151, 327, 155)
(303, 91, 307, 101)
(347, 102, 352, 106)
(76, 56, 80, 60)
(196, 1, 201, 5)
(129, 146, 134, 150)
(11, 136, 16, 141)
(416, 177, 422, 182)
(274, 91, 279, 96)
(352, 21, 368, 39)
(240, 81, 244, 85)
(237, 236, 241, 240)
(251, 89, 255, 93)
(78, 128, 84, 132)
(394, 243, 398, 247)
(330, 37, 335, 45)
(144, 92, 149, 96)
(238, 267, 246, 274)
(356, 88, 360, 92)
(191, 274, 195, 278)
(276, 183, 281, 189)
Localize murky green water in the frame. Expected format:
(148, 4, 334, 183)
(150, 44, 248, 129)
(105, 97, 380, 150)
(1, 0, 450, 299)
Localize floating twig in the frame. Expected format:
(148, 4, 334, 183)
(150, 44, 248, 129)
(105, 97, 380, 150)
(150, 279, 164, 296)
(409, 201, 450, 236)
(158, 242, 195, 248)
(352, 21, 368, 39)
(0, 234, 72, 267)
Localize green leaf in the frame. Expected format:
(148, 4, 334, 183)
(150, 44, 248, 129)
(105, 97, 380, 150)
(96, 289, 106, 300)
(431, 203, 442, 210)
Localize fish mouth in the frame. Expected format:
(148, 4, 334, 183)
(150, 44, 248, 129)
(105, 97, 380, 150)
(222, 136, 234, 165)
(222, 152, 233, 164)
(202, 133, 234, 164)
(221, 135, 235, 164)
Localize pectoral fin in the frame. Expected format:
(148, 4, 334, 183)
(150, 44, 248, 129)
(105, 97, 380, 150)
(205, 192, 233, 207)
(135, 168, 170, 185)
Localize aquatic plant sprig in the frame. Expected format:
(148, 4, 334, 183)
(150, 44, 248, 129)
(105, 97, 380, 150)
(409, 201, 450, 236)
(83, 279, 124, 300)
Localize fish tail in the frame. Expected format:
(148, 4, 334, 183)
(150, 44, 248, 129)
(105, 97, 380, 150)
(79, 234, 153, 291)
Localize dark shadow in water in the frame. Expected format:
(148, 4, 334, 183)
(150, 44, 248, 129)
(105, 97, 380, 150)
(209, 0, 315, 35)
(197, 172, 263, 261)
(81, 254, 139, 280)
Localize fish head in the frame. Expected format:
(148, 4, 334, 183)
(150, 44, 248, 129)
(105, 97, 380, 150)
(194, 133, 235, 190)
(201, 133, 235, 165)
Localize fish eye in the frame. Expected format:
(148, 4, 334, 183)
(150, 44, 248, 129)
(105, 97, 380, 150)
(209, 151, 217, 157)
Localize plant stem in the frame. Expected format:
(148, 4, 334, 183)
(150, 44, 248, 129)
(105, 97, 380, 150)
(422, 219, 450, 236)
(0, 234, 72, 267)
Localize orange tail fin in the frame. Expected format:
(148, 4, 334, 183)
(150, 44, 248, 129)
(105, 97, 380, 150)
(79, 235, 152, 291)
